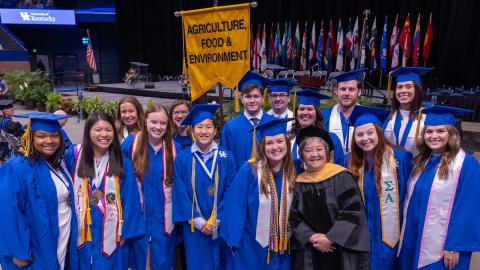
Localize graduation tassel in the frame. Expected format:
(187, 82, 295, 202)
(234, 85, 240, 113)
(267, 249, 271, 264)
(387, 71, 393, 101)
(83, 177, 93, 242)
(248, 127, 257, 163)
(18, 118, 32, 157)
(115, 176, 123, 242)
(414, 107, 423, 144)
(292, 90, 297, 114)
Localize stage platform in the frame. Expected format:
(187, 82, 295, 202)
(90, 81, 236, 102)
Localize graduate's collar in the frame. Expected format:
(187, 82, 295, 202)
(268, 108, 290, 118)
(295, 163, 348, 183)
(191, 141, 218, 155)
(244, 110, 263, 121)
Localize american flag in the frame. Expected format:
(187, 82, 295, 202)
(86, 30, 97, 73)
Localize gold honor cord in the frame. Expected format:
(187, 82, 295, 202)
(413, 107, 423, 144)
(248, 126, 258, 163)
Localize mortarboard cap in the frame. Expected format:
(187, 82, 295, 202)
(0, 99, 14, 110)
(333, 68, 368, 83)
(268, 79, 296, 94)
(296, 125, 334, 152)
(253, 117, 294, 137)
(16, 112, 70, 133)
(181, 104, 220, 127)
(391, 66, 433, 83)
(296, 89, 331, 106)
(353, 106, 391, 128)
(238, 71, 271, 92)
(420, 105, 473, 127)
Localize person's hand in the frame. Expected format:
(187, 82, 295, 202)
(201, 223, 213, 235)
(443, 250, 459, 269)
(13, 257, 32, 267)
(309, 233, 322, 243)
(312, 234, 336, 253)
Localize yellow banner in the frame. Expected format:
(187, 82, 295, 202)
(181, 3, 250, 101)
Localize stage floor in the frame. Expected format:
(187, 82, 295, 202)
(93, 81, 236, 101)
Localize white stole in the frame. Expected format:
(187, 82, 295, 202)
(398, 150, 466, 268)
(384, 111, 426, 156)
(130, 134, 176, 235)
(329, 104, 354, 155)
(73, 145, 122, 256)
(255, 168, 292, 248)
(360, 148, 401, 248)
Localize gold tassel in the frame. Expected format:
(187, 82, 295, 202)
(234, 85, 240, 113)
(190, 219, 195, 233)
(262, 88, 268, 105)
(18, 119, 32, 157)
(292, 90, 297, 114)
(414, 107, 423, 144)
(207, 209, 216, 226)
(248, 127, 257, 163)
(387, 71, 393, 101)
(115, 176, 123, 242)
(267, 249, 271, 264)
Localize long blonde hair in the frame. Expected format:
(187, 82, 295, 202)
(412, 125, 461, 180)
(250, 134, 296, 195)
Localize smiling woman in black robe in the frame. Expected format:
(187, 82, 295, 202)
(289, 126, 370, 270)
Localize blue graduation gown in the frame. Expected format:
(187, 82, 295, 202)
(322, 106, 359, 162)
(220, 113, 277, 168)
(174, 134, 193, 150)
(362, 149, 412, 270)
(291, 131, 345, 173)
(172, 146, 237, 270)
(398, 153, 480, 270)
(121, 135, 180, 270)
(65, 147, 145, 270)
(220, 163, 291, 270)
(0, 156, 78, 270)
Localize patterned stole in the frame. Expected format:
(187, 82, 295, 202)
(255, 168, 292, 263)
(359, 147, 400, 248)
(398, 150, 465, 268)
(130, 134, 177, 235)
(72, 144, 123, 257)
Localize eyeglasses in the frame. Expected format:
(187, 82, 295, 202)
(172, 110, 189, 116)
(270, 94, 289, 99)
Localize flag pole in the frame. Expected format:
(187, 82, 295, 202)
(379, 69, 383, 88)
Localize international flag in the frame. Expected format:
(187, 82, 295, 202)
(268, 22, 275, 64)
(390, 14, 400, 69)
(412, 14, 421, 66)
(316, 20, 324, 70)
(287, 22, 294, 68)
(369, 16, 378, 70)
(345, 18, 353, 66)
(359, 16, 369, 68)
(281, 22, 288, 67)
(325, 19, 335, 72)
(300, 21, 308, 71)
(399, 14, 411, 67)
(250, 24, 254, 68)
(423, 13, 433, 65)
(86, 30, 97, 73)
(293, 22, 301, 70)
(380, 15, 388, 72)
(253, 24, 262, 70)
(274, 22, 281, 65)
(308, 21, 317, 69)
(261, 23, 267, 69)
(335, 19, 344, 71)
(351, 17, 359, 70)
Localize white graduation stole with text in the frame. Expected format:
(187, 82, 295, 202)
(329, 104, 354, 154)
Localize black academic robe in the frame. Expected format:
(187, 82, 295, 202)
(289, 169, 370, 270)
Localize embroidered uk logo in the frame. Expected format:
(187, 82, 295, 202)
(219, 151, 227, 158)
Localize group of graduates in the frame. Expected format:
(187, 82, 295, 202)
(0, 66, 479, 270)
